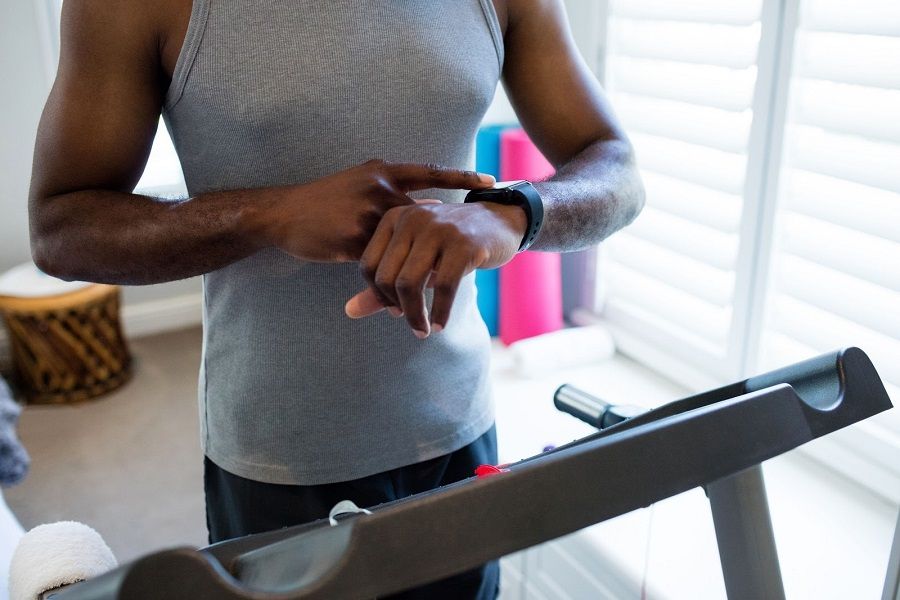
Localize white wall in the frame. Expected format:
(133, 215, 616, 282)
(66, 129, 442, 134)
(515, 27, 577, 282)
(0, 2, 201, 366)
(1, 2, 47, 272)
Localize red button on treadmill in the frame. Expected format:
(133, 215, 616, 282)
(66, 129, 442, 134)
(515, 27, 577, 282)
(475, 464, 509, 478)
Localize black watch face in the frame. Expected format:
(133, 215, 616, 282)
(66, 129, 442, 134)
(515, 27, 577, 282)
(475, 189, 510, 202)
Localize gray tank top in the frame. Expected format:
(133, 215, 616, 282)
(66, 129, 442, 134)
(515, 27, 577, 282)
(163, 0, 504, 484)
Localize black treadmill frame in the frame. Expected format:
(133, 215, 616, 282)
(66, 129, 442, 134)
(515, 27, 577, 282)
(54, 347, 892, 600)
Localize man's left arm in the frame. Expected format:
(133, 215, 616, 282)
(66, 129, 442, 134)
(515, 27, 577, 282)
(350, 0, 644, 335)
(502, 0, 644, 252)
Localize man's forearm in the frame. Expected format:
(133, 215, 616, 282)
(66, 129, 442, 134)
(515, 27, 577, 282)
(30, 188, 273, 285)
(29, 161, 494, 286)
(532, 138, 645, 252)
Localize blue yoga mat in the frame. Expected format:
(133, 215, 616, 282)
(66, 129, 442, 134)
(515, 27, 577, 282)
(473, 124, 514, 336)
(475, 270, 499, 337)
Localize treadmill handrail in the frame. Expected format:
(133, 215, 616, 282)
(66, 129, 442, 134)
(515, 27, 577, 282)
(56, 347, 892, 600)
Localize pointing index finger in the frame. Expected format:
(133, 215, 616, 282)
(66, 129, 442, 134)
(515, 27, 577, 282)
(386, 163, 495, 192)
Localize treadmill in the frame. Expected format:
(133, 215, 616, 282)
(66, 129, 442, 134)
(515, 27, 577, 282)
(51, 347, 893, 600)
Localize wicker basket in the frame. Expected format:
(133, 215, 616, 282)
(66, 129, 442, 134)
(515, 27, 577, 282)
(0, 284, 132, 404)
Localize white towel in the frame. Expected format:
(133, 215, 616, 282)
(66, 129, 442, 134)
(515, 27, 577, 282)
(9, 522, 117, 600)
(509, 325, 616, 378)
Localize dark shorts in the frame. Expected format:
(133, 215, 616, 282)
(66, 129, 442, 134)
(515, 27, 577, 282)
(204, 425, 500, 600)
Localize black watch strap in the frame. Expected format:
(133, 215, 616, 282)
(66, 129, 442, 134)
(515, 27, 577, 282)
(464, 180, 544, 252)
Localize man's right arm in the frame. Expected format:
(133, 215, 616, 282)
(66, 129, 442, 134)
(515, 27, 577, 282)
(30, 0, 491, 285)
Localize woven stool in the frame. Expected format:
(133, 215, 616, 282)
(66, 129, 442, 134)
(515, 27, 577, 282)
(0, 283, 132, 404)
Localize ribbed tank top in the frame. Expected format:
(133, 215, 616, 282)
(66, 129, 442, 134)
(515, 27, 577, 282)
(162, 0, 504, 484)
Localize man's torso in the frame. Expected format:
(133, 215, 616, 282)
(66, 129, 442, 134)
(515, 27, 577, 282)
(155, 0, 505, 485)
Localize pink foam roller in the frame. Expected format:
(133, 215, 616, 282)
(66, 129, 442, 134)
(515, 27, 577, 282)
(498, 129, 563, 345)
(499, 252, 563, 345)
(499, 128, 555, 183)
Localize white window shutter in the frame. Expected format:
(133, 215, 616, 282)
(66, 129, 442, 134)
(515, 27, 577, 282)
(759, 0, 900, 500)
(761, 0, 900, 405)
(599, 0, 773, 387)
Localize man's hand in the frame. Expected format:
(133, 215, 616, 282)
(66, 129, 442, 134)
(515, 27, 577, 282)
(347, 201, 527, 338)
(261, 161, 495, 263)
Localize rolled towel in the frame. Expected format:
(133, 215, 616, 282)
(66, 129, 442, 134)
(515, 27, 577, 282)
(0, 378, 29, 487)
(9, 522, 117, 600)
(508, 325, 615, 378)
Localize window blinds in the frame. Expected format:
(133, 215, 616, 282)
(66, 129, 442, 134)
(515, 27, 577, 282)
(760, 0, 900, 447)
(600, 0, 764, 382)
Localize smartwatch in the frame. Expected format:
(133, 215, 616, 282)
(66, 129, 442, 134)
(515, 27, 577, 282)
(464, 180, 543, 252)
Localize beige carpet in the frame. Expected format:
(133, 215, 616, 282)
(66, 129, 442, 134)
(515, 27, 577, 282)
(4, 327, 208, 563)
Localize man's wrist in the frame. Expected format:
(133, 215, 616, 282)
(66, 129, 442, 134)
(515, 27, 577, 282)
(478, 202, 528, 260)
(238, 186, 291, 250)
(465, 180, 543, 251)
(493, 202, 528, 240)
